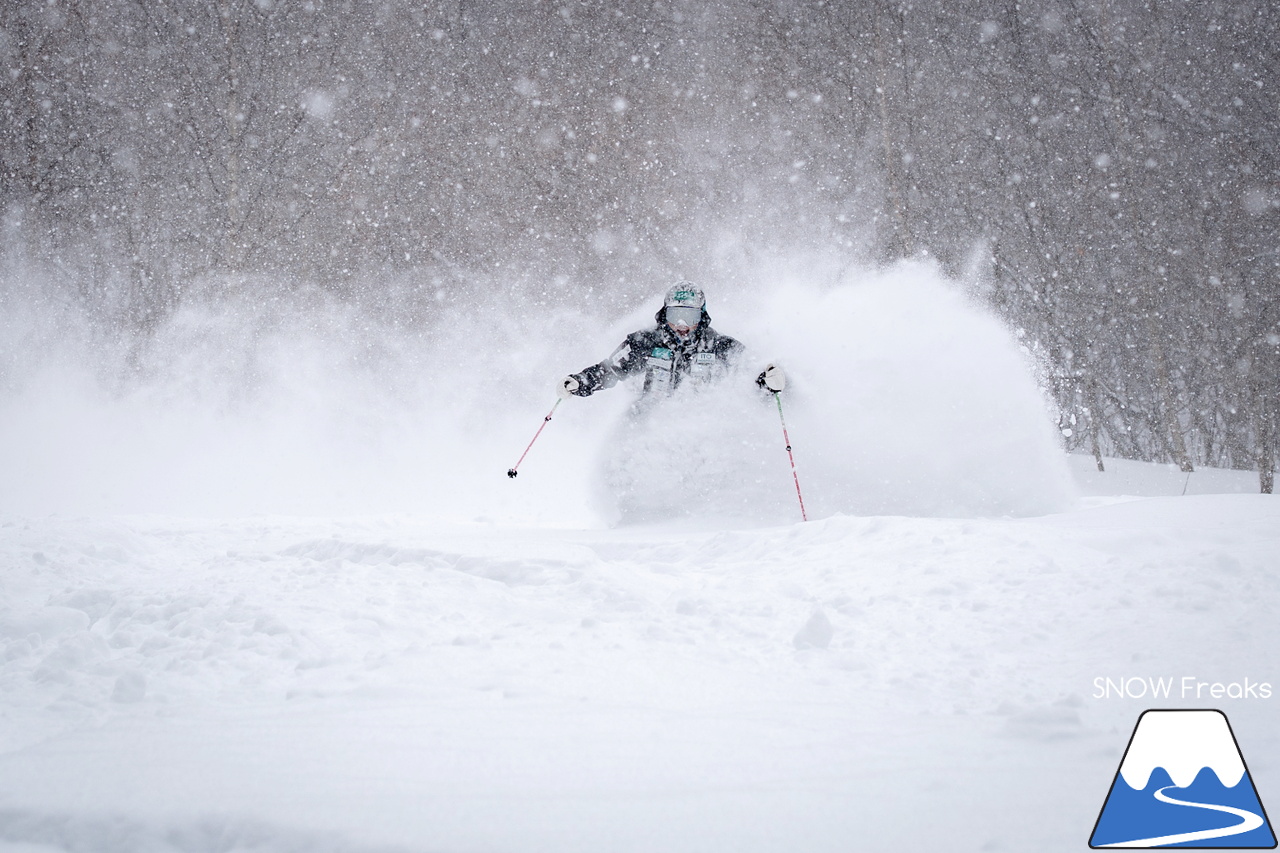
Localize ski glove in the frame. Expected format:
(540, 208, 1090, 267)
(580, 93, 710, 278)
(756, 363, 786, 393)
(557, 375, 581, 399)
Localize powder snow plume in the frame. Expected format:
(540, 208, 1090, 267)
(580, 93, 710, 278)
(0, 275, 613, 522)
(0, 260, 1072, 522)
(721, 259, 1076, 518)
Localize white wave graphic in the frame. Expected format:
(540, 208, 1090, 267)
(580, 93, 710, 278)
(1098, 784, 1264, 848)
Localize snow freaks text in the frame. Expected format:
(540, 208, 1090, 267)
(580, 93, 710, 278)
(1093, 677, 1274, 701)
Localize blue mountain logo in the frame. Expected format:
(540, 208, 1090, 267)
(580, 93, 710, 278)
(1090, 709, 1276, 848)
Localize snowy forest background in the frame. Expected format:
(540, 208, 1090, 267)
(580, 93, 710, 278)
(1, 0, 1277, 489)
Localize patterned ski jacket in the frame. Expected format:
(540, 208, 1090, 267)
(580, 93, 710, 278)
(568, 312, 744, 398)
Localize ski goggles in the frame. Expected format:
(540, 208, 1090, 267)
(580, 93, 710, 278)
(665, 306, 702, 328)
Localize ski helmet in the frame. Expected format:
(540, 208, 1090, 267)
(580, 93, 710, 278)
(662, 281, 706, 332)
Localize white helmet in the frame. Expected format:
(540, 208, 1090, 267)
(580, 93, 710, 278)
(662, 281, 706, 334)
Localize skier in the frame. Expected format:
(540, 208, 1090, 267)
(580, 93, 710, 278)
(557, 281, 786, 403)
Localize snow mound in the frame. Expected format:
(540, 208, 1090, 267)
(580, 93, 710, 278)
(733, 262, 1076, 518)
(592, 380, 799, 525)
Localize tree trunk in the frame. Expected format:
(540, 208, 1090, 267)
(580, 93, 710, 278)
(1257, 347, 1278, 494)
(874, 0, 913, 260)
(1087, 376, 1106, 472)
(219, 0, 245, 272)
(1147, 321, 1194, 473)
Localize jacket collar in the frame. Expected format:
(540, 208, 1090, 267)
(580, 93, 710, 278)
(658, 324, 702, 350)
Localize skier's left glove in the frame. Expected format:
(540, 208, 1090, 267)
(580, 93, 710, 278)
(756, 363, 786, 393)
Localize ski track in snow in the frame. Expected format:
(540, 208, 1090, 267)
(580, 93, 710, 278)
(0, 478, 1278, 852)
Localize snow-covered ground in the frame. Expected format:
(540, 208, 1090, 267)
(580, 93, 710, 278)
(1, 457, 1276, 853)
(2, 264, 1276, 851)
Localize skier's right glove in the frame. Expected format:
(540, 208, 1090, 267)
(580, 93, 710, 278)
(557, 375, 582, 399)
(756, 363, 786, 393)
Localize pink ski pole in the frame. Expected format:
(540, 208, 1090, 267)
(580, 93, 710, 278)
(507, 399, 561, 478)
(773, 392, 808, 521)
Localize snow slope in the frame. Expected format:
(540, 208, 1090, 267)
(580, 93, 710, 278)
(1, 470, 1277, 852)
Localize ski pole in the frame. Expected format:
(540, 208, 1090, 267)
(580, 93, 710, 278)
(507, 399, 561, 478)
(772, 392, 808, 521)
